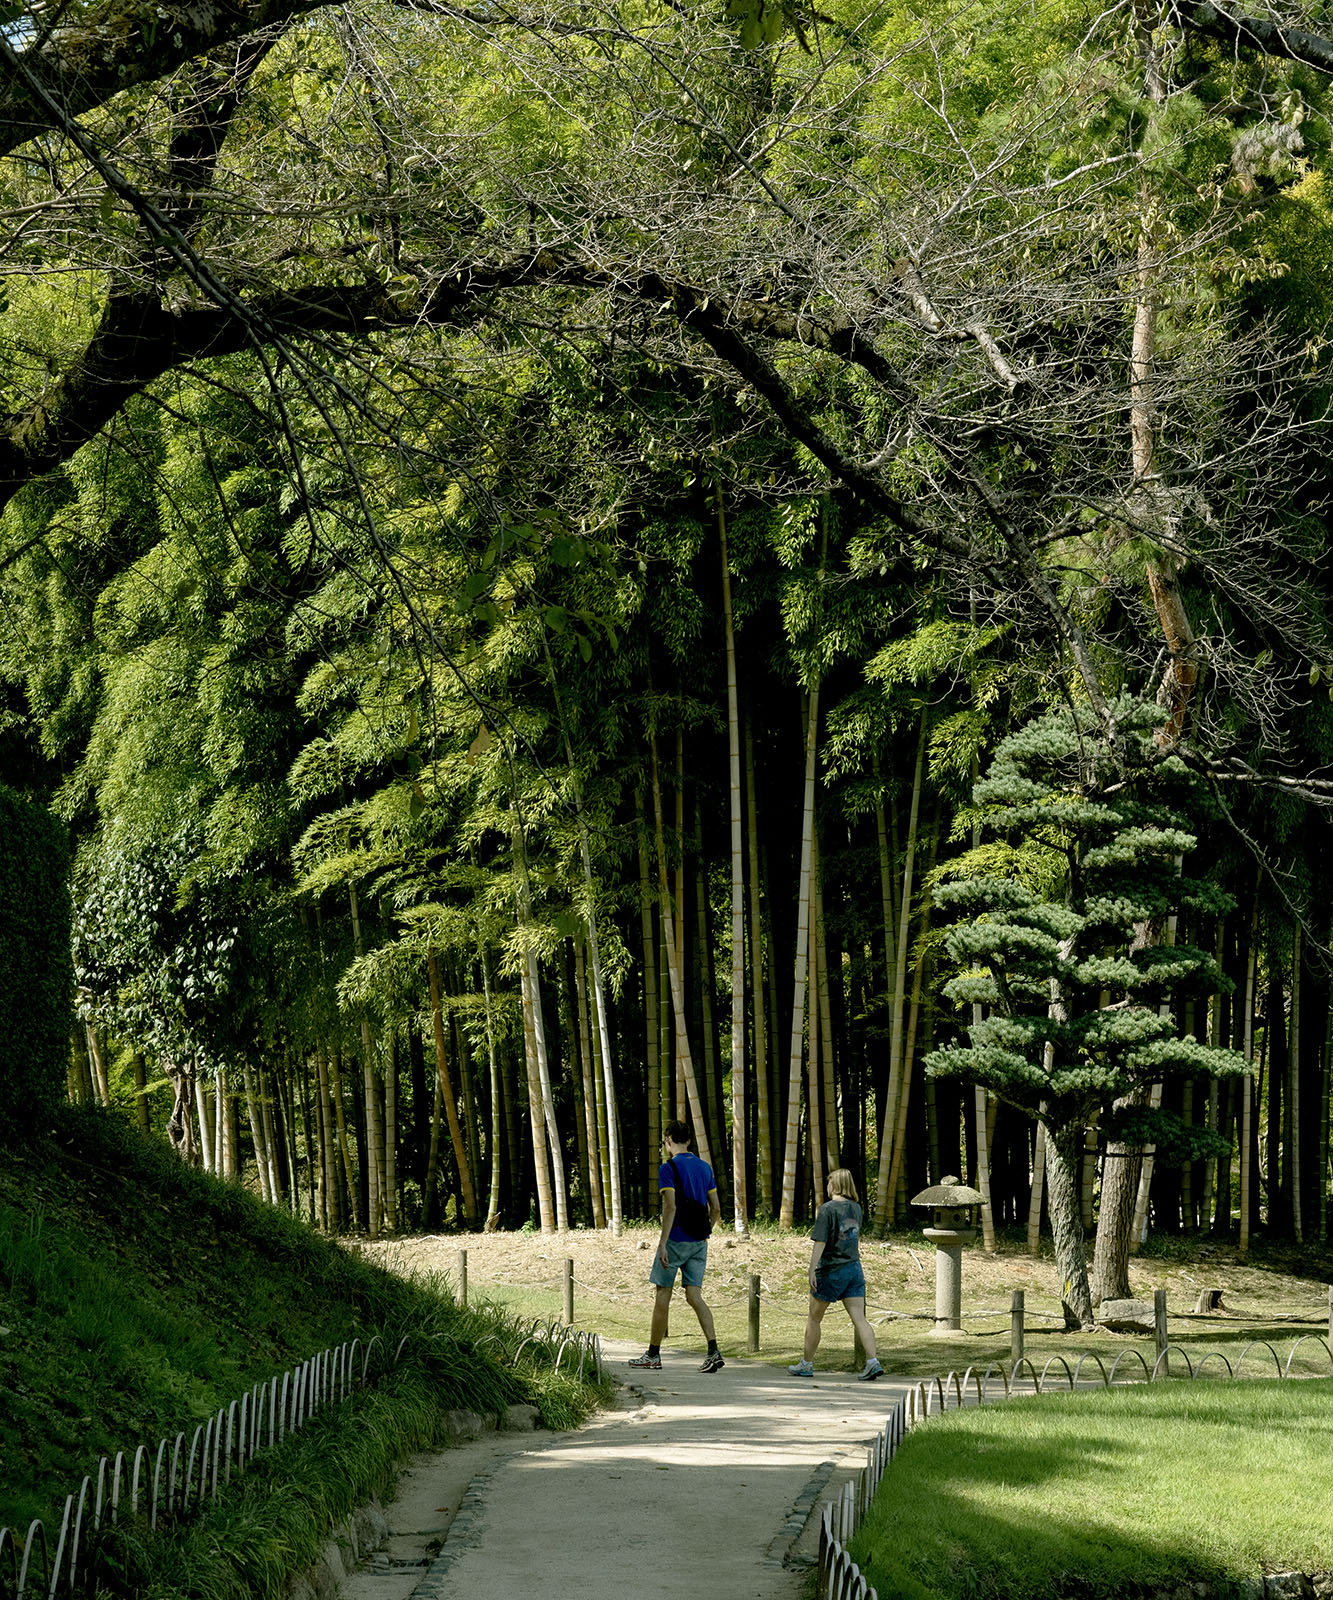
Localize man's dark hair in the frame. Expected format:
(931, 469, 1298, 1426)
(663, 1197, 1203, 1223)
(663, 1119, 692, 1146)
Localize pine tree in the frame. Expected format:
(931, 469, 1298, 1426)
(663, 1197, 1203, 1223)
(925, 697, 1247, 1327)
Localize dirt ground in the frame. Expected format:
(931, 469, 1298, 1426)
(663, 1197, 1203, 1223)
(361, 1221, 1333, 1379)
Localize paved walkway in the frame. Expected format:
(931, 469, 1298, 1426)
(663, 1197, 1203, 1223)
(341, 1339, 911, 1600)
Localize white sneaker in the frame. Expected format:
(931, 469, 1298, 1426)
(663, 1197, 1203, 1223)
(859, 1357, 884, 1381)
(788, 1359, 814, 1376)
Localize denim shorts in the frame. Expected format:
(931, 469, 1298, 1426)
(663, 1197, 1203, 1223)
(650, 1239, 709, 1288)
(812, 1260, 866, 1303)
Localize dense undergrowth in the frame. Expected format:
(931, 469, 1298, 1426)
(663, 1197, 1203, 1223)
(0, 1105, 608, 1597)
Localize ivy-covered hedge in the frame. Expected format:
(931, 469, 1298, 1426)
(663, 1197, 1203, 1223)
(0, 786, 71, 1130)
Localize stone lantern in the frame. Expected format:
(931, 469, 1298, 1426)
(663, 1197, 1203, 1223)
(910, 1176, 983, 1336)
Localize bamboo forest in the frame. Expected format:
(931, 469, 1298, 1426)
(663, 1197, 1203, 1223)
(4, 0, 1333, 1328)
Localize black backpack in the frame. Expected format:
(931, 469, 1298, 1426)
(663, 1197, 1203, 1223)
(667, 1158, 713, 1240)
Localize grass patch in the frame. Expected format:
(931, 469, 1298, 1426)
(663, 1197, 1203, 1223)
(0, 1104, 609, 1595)
(851, 1379, 1333, 1600)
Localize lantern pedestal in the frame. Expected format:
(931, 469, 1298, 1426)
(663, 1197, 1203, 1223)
(922, 1226, 975, 1334)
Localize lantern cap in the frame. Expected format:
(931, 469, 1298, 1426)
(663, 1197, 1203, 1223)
(910, 1177, 983, 1207)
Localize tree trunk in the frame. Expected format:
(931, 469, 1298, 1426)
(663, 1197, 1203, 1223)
(328, 1046, 361, 1230)
(649, 724, 714, 1172)
(1044, 1120, 1096, 1328)
(884, 792, 939, 1224)
(778, 681, 820, 1228)
(314, 1040, 340, 1231)
(976, 1089, 998, 1251)
(720, 494, 749, 1232)
(479, 950, 504, 1231)
(348, 885, 383, 1237)
(1289, 927, 1303, 1242)
(744, 713, 772, 1217)
(428, 951, 479, 1226)
(1027, 1120, 1047, 1254)
(131, 1051, 150, 1133)
(873, 708, 928, 1232)
(815, 853, 839, 1173)
(242, 1063, 271, 1203)
(195, 1074, 215, 1174)
(573, 939, 606, 1229)
(694, 806, 723, 1167)
(806, 890, 825, 1207)
(637, 795, 663, 1203)
(383, 1029, 399, 1232)
(86, 1024, 111, 1106)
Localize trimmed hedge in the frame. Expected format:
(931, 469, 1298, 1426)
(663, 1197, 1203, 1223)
(0, 786, 71, 1129)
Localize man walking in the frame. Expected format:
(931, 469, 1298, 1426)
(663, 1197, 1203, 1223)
(629, 1121, 724, 1374)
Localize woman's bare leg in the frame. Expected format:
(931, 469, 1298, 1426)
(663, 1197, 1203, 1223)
(842, 1296, 876, 1360)
(803, 1296, 828, 1361)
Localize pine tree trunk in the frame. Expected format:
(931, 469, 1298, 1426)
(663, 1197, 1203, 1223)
(744, 714, 772, 1216)
(873, 709, 928, 1233)
(1045, 1121, 1095, 1328)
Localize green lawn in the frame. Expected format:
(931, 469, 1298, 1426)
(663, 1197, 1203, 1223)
(850, 1379, 1333, 1600)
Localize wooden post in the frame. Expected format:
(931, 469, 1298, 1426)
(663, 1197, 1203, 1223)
(748, 1273, 760, 1355)
(563, 1257, 574, 1325)
(457, 1248, 468, 1308)
(1010, 1289, 1024, 1365)
(1154, 1289, 1168, 1360)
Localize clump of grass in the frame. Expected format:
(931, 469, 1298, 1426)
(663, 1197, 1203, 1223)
(851, 1379, 1333, 1600)
(0, 1106, 608, 1580)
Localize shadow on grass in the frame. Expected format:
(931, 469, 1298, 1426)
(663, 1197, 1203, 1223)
(849, 1426, 1235, 1600)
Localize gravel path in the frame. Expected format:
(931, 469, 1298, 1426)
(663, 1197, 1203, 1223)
(340, 1339, 911, 1600)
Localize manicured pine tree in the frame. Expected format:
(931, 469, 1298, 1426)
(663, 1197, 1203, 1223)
(925, 696, 1246, 1327)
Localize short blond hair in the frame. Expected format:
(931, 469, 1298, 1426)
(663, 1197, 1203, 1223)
(826, 1168, 858, 1201)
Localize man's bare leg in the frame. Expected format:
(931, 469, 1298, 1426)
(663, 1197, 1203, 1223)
(683, 1284, 716, 1343)
(650, 1284, 673, 1346)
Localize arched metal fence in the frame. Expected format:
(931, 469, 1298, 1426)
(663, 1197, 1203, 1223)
(816, 1336, 1333, 1600)
(0, 1319, 601, 1600)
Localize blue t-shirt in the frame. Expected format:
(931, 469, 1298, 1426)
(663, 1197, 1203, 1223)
(659, 1152, 715, 1242)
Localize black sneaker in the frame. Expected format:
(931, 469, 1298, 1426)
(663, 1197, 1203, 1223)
(699, 1351, 725, 1374)
(628, 1351, 662, 1370)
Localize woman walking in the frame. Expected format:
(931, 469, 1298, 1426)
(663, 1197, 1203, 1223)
(789, 1169, 883, 1380)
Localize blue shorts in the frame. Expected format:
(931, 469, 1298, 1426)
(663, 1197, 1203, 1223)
(650, 1239, 709, 1288)
(812, 1260, 866, 1303)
